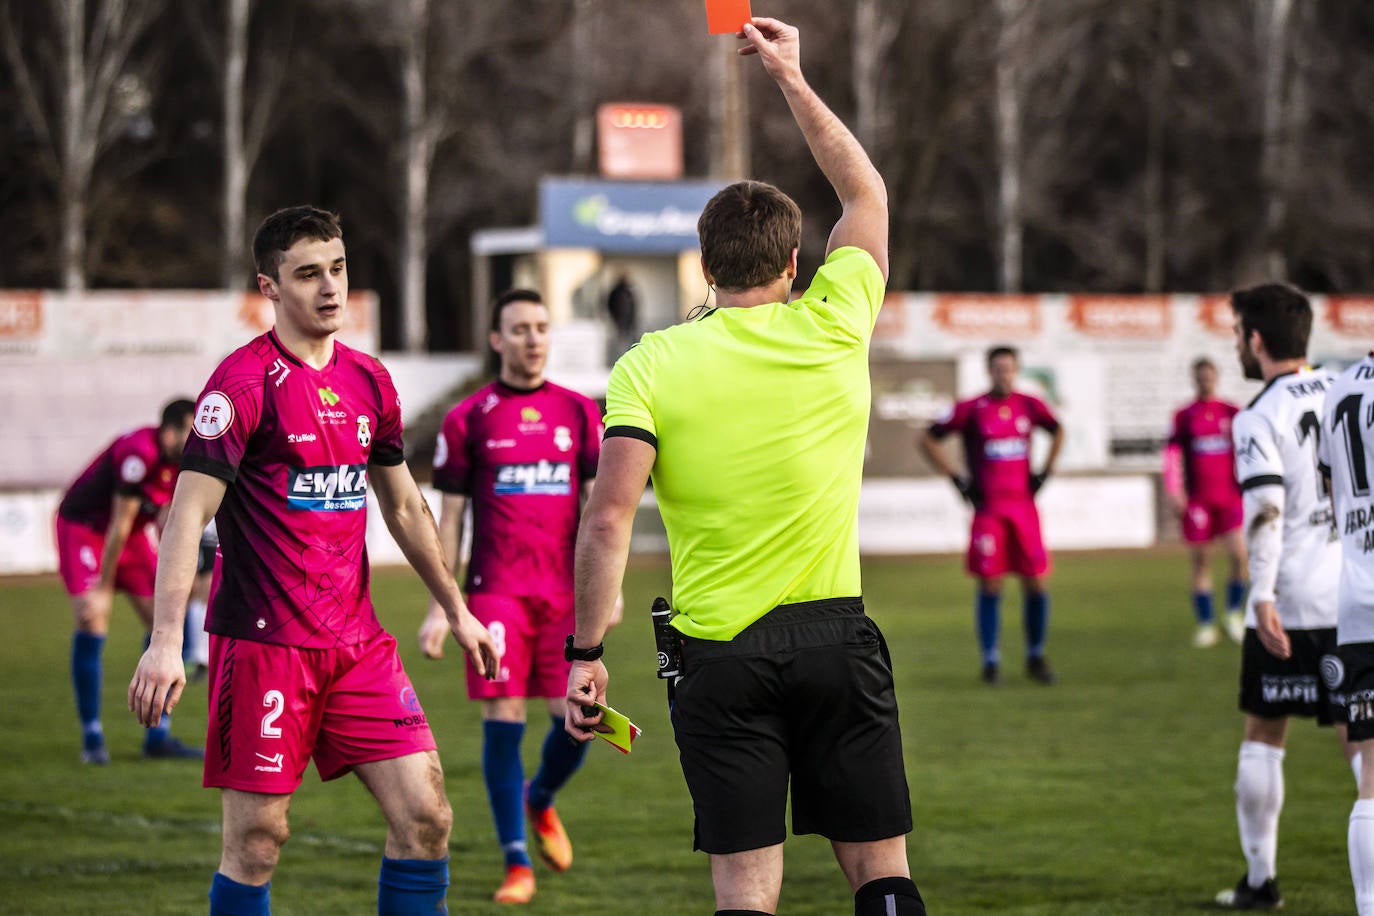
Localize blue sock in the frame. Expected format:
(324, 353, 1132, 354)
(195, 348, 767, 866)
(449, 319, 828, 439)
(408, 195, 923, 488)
(144, 712, 173, 750)
(1193, 591, 1215, 625)
(209, 872, 270, 916)
(71, 632, 105, 749)
(527, 714, 588, 810)
(378, 856, 448, 915)
(1226, 579, 1246, 613)
(976, 592, 1001, 665)
(1024, 591, 1050, 659)
(482, 720, 530, 867)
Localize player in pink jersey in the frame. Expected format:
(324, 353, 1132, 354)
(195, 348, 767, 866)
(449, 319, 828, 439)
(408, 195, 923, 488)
(920, 345, 1065, 685)
(128, 206, 498, 916)
(1163, 357, 1247, 648)
(58, 398, 199, 764)
(420, 288, 612, 904)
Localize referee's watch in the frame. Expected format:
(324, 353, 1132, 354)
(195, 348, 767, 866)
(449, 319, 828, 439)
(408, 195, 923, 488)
(564, 636, 604, 663)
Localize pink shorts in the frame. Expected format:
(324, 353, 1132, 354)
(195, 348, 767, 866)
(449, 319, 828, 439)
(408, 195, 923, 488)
(465, 593, 574, 701)
(203, 631, 436, 793)
(55, 515, 158, 597)
(1182, 499, 1243, 543)
(967, 500, 1050, 579)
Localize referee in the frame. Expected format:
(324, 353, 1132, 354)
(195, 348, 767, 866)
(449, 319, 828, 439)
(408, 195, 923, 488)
(564, 17, 923, 916)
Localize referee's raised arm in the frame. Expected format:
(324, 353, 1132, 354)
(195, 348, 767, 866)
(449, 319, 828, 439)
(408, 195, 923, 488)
(739, 17, 888, 279)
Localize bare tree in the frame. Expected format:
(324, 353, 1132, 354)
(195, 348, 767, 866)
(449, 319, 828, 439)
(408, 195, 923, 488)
(183, 0, 293, 288)
(1142, 0, 1176, 292)
(1, 0, 165, 290)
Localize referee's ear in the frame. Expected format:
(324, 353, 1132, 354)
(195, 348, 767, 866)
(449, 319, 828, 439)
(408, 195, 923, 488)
(785, 247, 798, 279)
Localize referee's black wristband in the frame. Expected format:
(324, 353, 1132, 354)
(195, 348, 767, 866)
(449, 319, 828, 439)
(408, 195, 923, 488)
(564, 636, 604, 662)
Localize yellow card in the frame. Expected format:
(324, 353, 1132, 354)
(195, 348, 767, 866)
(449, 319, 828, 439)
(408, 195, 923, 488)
(591, 702, 642, 754)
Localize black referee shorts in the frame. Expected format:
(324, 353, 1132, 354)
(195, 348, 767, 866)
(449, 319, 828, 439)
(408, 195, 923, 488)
(671, 597, 912, 855)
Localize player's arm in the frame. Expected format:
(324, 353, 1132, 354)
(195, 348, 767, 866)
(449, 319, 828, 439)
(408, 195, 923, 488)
(739, 18, 887, 278)
(78, 492, 143, 626)
(565, 436, 655, 741)
(1032, 424, 1066, 495)
(1234, 414, 1289, 658)
(418, 492, 466, 659)
(919, 426, 976, 504)
(128, 470, 225, 726)
(1161, 443, 1185, 514)
(369, 462, 498, 677)
(581, 477, 624, 629)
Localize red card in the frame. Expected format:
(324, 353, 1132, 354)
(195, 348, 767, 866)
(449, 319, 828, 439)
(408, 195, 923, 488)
(706, 0, 752, 35)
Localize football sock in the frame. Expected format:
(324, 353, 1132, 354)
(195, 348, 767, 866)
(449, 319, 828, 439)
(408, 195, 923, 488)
(1350, 798, 1374, 915)
(144, 712, 173, 749)
(976, 592, 1001, 665)
(1236, 741, 1285, 888)
(1227, 579, 1247, 612)
(378, 856, 449, 915)
(71, 632, 105, 747)
(482, 720, 530, 867)
(185, 598, 209, 666)
(527, 714, 588, 810)
(855, 876, 926, 915)
(1024, 591, 1049, 659)
(1192, 591, 1215, 625)
(208, 872, 269, 916)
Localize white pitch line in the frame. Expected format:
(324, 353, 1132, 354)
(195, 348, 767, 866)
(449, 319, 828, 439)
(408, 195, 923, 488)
(0, 800, 384, 857)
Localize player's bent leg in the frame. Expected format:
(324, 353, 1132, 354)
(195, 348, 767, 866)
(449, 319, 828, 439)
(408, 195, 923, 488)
(975, 577, 1003, 683)
(1022, 575, 1055, 684)
(1351, 740, 1374, 915)
(69, 594, 109, 763)
(355, 751, 452, 914)
(217, 788, 291, 899)
(711, 844, 784, 914)
(1220, 717, 1288, 907)
(479, 696, 536, 900)
(525, 697, 583, 873)
(356, 750, 452, 859)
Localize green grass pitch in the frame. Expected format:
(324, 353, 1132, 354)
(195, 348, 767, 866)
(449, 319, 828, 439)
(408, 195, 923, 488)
(0, 549, 1358, 913)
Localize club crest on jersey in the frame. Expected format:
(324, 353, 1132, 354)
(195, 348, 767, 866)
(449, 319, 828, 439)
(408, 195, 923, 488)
(495, 460, 572, 495)
(554, 426, 572, 452)
(357, 415, 371, 447)
(1015, 416, 1030, 435)
(287, 463, 368, 511)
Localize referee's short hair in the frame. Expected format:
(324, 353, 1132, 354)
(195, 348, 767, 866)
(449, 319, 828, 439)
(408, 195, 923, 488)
(697, 181, 802, 291)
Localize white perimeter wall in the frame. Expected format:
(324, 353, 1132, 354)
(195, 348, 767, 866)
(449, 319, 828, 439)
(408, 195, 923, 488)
(0, 475, 1153, 576)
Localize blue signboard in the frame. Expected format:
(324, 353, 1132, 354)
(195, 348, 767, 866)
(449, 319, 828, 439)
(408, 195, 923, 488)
(540, 177, 725, 253)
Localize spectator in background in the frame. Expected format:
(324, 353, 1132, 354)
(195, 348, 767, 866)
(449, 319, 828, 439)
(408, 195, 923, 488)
(606, 272, 638, 358)
(1163, 357, 1247, 648)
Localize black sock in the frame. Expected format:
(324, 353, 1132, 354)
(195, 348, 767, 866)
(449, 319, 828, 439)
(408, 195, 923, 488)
(855, 876, 925, 915)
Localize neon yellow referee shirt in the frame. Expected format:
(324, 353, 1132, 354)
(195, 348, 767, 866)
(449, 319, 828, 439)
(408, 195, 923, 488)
(603, 246, 884, 641)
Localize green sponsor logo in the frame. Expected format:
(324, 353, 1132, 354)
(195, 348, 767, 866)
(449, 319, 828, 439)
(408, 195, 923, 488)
(318, 387, 341, 407)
